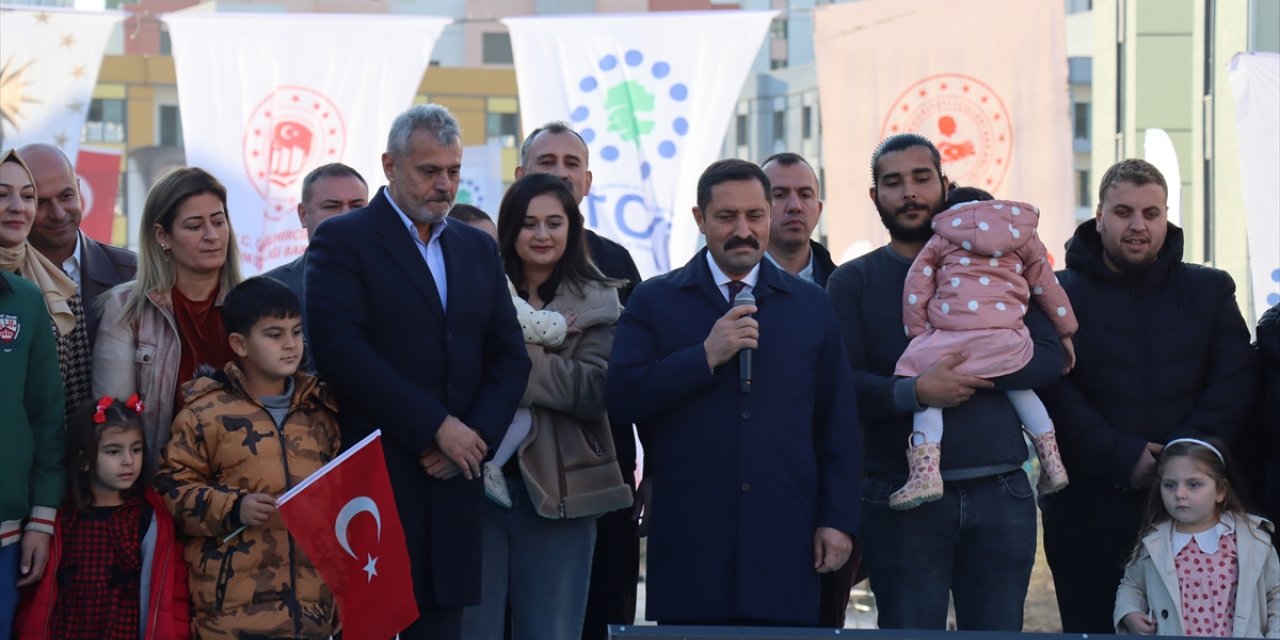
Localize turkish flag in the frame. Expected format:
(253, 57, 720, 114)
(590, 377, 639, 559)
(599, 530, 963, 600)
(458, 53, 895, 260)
(74, 148, 122, 245)
(277, 431, 418, 639)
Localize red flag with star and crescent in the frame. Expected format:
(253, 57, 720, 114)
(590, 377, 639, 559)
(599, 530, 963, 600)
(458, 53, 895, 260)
(277, 430, 418, 639)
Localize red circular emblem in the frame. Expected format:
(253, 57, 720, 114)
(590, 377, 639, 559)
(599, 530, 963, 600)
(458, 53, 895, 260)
(243, 86, 347, 220)
(881, 74, 1013, 191)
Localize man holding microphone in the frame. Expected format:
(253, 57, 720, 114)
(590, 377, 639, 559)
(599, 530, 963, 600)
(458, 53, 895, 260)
(606, 159, 862, 627)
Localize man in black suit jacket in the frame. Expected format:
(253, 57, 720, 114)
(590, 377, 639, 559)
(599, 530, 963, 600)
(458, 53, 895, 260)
(761, 152, 837, 288)
(19, 144, 136, 347)
(305, 104, 530, 640)
(263, 163, 366, 372)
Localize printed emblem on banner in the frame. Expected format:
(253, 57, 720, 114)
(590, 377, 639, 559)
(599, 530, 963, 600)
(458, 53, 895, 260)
(567, 50, 689, 271)
(243, 86, 347, 221)
(0, 313, 20, 351)
(881, 74, 1013, 191)
(457, 177, 487, 211)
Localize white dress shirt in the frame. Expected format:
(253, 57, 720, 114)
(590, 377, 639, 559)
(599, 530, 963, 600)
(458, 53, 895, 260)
(388, 196, 449, 311)
(706, 251, 760, 303)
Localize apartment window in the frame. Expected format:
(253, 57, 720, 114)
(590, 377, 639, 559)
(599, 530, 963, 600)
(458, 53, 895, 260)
(83, 99, 125, 143)
(736, 114, 748, 144)
(160, 25, 172, 55)
(487, 112, 519, 148)
(772, 110, 785, 144)
(770, 58, 787, 70)
(770, 18, 787, 39)
(1073, 102, 1091, 142)
(159, 105, 182, 147)
(802, 106, 813, 140)
(482, 32, 513, 65)
(1076, 169, 1091, 208)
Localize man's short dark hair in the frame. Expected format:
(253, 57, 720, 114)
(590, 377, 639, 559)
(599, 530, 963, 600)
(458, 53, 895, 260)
(1097, 158, 1168, 205)
(696, 159, 772, 212)
(760, 151, 815, 173)
(222, 276, 302, 337)
(519, 121, 589, 167)
(300, 163, 366, 207)
(448, 203, 492, 224)
(870, 133, 944, 186)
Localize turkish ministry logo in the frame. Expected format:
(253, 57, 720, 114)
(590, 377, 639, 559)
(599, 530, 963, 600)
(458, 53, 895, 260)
(881, 74, 1013, 191)
(335, 496, 381, 582)
(243, 85, 347, 221)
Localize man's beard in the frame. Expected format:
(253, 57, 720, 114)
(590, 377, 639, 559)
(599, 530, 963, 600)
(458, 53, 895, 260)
(876, 200, 937, 243)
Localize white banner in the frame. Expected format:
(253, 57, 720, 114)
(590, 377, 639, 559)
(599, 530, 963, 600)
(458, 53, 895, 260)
(458, 142, 504, 217)
(505, 11, 776, 277)
(814, 0, 1074, 266)
(1143, 129, 1182, 227)
(163, 13, 448, 274)
(1228, 52, 1280, 320)
(0, 5, 123, 159)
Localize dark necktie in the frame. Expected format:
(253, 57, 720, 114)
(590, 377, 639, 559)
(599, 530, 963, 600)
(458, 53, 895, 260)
(725, 279, 747, 304)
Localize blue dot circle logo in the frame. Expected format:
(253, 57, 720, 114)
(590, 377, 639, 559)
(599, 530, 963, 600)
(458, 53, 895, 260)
(571, 49, 690, 180)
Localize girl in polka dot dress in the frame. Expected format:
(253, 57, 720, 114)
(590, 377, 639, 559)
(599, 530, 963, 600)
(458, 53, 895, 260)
(1114, 439, 1280, 637)
(482, 278, 572, 508)
(890, 187, 1078, 510)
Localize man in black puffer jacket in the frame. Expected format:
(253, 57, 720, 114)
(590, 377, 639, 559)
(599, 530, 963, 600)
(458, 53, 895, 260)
(1037, 158, 1256, 633)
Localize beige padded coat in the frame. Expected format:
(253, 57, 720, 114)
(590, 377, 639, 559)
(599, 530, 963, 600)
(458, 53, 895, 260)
(516, 278, 633, 520)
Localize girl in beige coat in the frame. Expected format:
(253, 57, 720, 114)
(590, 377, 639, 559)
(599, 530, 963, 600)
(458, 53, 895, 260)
(1115, 439, 1280, 637)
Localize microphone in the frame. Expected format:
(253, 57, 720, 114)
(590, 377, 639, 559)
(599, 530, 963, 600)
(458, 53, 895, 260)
(734, 288, 755, 393)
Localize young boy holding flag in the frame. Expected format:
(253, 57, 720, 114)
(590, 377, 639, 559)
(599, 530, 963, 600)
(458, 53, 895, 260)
(157, 276, 340, 638)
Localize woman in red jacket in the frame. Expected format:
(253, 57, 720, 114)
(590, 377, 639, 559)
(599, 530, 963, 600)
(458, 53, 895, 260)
(16, 397, 190, 640)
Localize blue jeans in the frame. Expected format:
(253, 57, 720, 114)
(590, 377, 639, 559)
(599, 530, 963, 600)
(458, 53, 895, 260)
(461, 474, 598, 640)
(0, 543, 19, 640)
(860, 471, 1037, 631)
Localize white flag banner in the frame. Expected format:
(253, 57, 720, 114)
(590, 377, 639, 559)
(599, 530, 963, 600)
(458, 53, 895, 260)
(1228, 52, 1280, 320)
(1143, 129, 1182, 226)
(505, 11, 776, 277)
(163, 13, 449, 274)
(0, 5, 123, 159)
(458, 142, 504, 217)
(814, 0, 1074, 265)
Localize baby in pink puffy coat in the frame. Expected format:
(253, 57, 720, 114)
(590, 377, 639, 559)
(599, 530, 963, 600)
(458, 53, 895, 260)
(889, 188, 1078, 510)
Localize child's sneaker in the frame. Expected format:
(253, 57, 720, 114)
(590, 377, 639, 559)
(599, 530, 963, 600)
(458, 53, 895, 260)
(483, 462, 512, 509)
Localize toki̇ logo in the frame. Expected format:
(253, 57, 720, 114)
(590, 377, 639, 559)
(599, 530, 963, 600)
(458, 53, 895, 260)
(570, 50, 689, 255)
(456, 176, 488, 211)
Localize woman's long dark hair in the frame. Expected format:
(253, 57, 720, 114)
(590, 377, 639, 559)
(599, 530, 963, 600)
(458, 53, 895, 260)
(496, 173, 613, 303)
(66, 398, 148, 511)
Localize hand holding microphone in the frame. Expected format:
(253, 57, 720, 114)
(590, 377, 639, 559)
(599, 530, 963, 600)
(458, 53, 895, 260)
(702, 287, 758, 378)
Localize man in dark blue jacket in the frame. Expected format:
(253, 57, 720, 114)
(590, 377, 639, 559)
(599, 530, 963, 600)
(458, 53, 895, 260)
(606, 159, 861, 626)
(1038, 158, 1256, 633)
(827, 133, 1064, 632)
(305, 104, 530, 640)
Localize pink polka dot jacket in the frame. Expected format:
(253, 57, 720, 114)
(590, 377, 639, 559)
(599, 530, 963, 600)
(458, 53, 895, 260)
(896, 199, 1079, 378)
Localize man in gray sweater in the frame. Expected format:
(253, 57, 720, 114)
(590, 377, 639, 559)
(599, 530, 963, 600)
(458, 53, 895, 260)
(826, 133, 1064, 631)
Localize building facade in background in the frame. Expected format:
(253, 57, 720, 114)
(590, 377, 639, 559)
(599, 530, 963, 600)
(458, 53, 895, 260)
(25, 0, 1278, 319)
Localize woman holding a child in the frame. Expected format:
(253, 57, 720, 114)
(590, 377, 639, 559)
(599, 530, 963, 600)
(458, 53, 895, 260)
(92, 167, 243, 467)
(461, 173, 633, 640)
